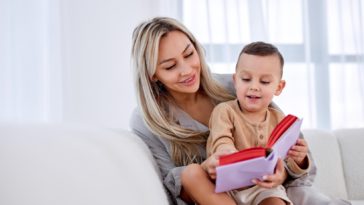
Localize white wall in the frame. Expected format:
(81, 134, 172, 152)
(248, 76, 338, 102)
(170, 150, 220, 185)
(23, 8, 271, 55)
(59, 0, 168, 129)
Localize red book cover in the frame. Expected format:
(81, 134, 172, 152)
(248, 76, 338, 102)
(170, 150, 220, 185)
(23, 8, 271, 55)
(215, 114, 302, 193)
(219, 114, 298, 166)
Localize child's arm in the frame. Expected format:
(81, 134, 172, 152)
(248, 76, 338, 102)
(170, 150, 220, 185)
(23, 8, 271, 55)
(202, 144, 237, 180)
(215, 143, 238, 154)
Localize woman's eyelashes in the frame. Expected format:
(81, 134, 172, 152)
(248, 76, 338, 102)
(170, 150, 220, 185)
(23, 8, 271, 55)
(165, 64, 176, 70)
(164, 51, 194, 70)
(184, 51, 194, 58)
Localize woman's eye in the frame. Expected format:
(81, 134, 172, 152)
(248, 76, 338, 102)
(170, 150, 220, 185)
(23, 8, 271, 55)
(185, 51, 194, 58)
(165, 65, 175, 70)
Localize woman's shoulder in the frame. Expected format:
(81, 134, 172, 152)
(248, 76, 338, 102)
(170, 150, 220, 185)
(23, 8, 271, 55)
(212, 73, 235, 95)
(129, 107, 173, 149)
(129, 108, 155, 139)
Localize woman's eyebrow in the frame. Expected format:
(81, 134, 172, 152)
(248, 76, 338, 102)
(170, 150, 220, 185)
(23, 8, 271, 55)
(158, 44, 191, 65)
(183, 44, 191, 53)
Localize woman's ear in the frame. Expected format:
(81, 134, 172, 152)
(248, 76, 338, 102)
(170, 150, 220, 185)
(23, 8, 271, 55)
(151, 75, 158, 82)
(274, 80, 286, 96)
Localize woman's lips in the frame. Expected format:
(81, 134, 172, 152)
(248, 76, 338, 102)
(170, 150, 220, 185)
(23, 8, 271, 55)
(180, 74, 196, 86)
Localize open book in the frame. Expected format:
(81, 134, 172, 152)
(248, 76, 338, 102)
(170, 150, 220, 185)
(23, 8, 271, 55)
(215, 114, 303, 193)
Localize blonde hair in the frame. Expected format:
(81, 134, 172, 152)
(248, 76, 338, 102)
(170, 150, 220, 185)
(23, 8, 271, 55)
(131, 17, 234, 166)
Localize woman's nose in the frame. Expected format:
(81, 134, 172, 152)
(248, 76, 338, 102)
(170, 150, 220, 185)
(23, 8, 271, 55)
(179, 64, 193, 76)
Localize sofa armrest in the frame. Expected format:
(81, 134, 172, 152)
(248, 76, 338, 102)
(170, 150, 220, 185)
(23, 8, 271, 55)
(303, 129, 348, 199)
(0, 123, 169, 205)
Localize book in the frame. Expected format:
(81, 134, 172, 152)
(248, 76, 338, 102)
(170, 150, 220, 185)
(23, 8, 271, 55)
(215, 114, 303, 193)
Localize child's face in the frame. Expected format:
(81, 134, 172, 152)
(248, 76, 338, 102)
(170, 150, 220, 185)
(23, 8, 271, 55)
(233, 53, 285, 113)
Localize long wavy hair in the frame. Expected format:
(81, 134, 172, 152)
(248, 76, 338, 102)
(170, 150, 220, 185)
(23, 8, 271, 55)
(131, 17, 234, 166)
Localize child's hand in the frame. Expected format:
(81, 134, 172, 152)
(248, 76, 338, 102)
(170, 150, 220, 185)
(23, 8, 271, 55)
(202, 145, 236, 180)
(288, 138, 308, 168)
(201, 150, 230, 179)
(253, 158, 287, 188)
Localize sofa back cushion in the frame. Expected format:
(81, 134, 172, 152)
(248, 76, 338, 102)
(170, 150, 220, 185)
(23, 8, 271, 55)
(335, 128, 364, 200)
(303, 129, 348, 199)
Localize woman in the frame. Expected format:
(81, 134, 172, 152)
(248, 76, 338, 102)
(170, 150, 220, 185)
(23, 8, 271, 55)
(129, 17, 348, 205)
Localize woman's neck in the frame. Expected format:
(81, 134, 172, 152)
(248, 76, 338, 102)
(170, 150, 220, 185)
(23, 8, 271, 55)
(172, 91, 214, 126)
(172, 92, 200, 109)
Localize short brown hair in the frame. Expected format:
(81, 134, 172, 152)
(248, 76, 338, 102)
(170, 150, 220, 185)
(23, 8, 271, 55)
(237, 41, 284, 76)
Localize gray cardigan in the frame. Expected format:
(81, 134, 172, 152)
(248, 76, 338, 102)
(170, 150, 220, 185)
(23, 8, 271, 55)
(130, 74, 347, 205)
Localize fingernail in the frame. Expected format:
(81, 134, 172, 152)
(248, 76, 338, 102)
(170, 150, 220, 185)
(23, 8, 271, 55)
(262, 175, 268, 180)
(252, 179, 257, 184)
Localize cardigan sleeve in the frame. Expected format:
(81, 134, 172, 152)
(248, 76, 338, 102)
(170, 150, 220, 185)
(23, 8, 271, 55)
(129, 108, 189, 205)
(207, 102, 236, 155)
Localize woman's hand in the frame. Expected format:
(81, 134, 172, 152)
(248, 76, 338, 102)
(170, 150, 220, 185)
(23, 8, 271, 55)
(253, 158, 287, 188)
(288, 138, 309, 168)
(201, 149, 235, 180)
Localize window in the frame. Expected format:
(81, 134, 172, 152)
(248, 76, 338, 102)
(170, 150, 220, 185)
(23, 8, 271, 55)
(181, 0, 364, 129)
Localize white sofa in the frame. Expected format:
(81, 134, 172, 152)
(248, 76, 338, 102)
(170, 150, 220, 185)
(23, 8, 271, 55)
(0, 123, 363, 205)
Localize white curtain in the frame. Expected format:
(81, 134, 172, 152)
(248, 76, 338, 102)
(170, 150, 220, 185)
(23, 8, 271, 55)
(1, 0, 363, 129)
(0, 0, 180, 128)
(0, 0, 63, 123)
(181, 0, 364, 129)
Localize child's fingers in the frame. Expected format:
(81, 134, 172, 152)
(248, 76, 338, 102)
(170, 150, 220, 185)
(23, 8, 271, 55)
(290, 144, 307, 153)
(288, 150, 304, 158)
(253, 179, 274, 189)
(295, 138, 307, 146)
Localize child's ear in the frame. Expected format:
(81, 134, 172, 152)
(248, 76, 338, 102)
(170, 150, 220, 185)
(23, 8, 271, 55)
(233, 73, 237, 87)
(274, 80, 286, 96)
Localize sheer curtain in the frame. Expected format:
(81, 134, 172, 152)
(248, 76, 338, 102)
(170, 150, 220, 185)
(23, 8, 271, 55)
(0, 0, 181, 128)
(0, 0, 63, 123)
(181, 0, 364, 129)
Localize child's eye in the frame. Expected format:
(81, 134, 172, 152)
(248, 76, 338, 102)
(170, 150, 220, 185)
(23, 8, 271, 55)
(261, 81, 270, 84)
(241, 78, 250, 82)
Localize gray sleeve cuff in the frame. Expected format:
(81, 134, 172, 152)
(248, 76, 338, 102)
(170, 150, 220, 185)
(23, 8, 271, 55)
(164, 166, 185, 199)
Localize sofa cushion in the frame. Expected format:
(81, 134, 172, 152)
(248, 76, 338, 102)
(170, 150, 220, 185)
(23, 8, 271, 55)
(303, 129, 348, 199)
(0, 123, 168, 205)
(335, 128, 364, 200)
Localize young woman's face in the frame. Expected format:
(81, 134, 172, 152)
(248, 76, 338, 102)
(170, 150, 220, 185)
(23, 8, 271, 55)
(233, 53, 285, 113)
(153, 31, 201, 98)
